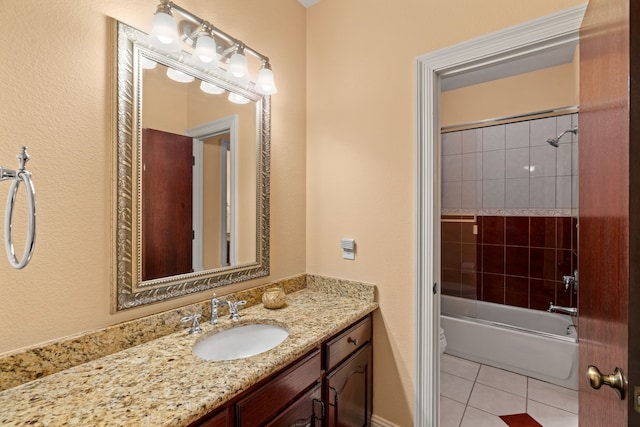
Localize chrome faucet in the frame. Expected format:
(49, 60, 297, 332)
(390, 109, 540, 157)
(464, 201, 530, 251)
(210, 294, 221, 324)
(562, 269, 579, 292)
(210, 293, 247, 324)
(548, 302, 578, 316)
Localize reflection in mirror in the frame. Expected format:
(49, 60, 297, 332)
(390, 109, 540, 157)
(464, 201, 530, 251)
(140, 62, 257, 280)
(113, 21, 269, 311)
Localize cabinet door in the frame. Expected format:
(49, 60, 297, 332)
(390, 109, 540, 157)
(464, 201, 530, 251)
(193, 407, 229, 427)
(324, 344, 372, 427)
(266, 383, 323, 427)
(236, 349, 321, 426)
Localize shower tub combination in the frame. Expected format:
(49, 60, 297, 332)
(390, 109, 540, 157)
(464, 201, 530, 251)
(441, 295, 578, 390)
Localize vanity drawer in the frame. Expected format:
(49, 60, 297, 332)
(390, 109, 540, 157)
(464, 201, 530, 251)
(235, 348, 321, 427)
(265, 382, 322, 427)
(324, 315, 372, 371)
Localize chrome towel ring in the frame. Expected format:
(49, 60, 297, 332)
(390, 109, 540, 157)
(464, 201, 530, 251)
(1, 147, 36, 269)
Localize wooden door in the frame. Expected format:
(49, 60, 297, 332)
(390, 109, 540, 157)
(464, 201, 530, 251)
(141, 128, 193, 281)
(578, 0, 640, 424)
(324, 344, 372, 427)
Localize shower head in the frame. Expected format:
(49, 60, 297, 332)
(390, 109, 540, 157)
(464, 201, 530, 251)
(546, 126, 578, 147)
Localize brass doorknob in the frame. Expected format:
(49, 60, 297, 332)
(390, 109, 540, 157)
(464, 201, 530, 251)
(587, 365, 626, 400)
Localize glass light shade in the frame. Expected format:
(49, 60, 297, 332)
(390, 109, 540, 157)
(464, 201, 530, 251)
(194, 34, 218, 65)
(255, 68, 277, 95)
(167, 68, 195, 83)
(140, 57, 157, 70)
(227, 52, 248, 80)
(200, 81, 225, 95)
(228, 92, 250, 104)
(149, 11, 180, 52)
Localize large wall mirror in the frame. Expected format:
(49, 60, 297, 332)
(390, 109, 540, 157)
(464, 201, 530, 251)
(113, 21, 270, 311)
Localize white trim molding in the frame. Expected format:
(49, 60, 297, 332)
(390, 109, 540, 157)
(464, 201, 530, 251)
(414, 4, 586, 426)
(186, 115, 239, 269)
(371, 414, 400, 427)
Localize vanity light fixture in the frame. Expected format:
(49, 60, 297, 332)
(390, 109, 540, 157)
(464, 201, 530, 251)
(226, 44, 249, 83)
(148, 0, 276, 96)
(191, 23, 218, 70)
(140, 57, 157, 70)
(149, 3, 181, 52)
(200, 80, 225, 95)
(255, 61, 277, 95)
(228, 92, 250, 104)
(166, 67, 195, 83)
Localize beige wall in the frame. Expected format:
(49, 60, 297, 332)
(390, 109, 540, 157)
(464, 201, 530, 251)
(0, 0, 306, 352)
(441, 62, 579, 127)
(306, 1, 584, 425)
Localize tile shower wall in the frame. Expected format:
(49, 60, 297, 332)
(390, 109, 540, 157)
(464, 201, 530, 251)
(441, 113, 578, 311)
(442, 215, 577, 310)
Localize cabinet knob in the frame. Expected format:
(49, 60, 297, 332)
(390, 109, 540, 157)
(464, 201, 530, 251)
(347, 337, 359, 346)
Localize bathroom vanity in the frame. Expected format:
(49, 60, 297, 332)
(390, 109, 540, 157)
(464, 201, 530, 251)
(0, 284, 377, 426)
(193, 315, 372, 426)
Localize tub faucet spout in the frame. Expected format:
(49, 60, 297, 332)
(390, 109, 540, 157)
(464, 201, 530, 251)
(548, 302, 578, 316)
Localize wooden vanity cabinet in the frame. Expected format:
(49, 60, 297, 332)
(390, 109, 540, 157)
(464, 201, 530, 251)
(196, 408, 230, 427)
(189, 314, 372, 427)
(323, 316, 373, 427)
(265, 383, 322, 427)
(236, 349, 322, 426)
(324, 344, 372, 427)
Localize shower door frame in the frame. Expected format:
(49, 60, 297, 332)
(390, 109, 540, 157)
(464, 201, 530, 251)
(413, 5, 587, 425)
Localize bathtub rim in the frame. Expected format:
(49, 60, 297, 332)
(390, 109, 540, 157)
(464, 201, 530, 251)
(441, 312, 577, 344)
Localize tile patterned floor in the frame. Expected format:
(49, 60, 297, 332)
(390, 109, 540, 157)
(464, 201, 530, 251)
(440, 354, 578, 427)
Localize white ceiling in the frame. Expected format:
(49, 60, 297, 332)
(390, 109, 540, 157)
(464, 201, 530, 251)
(298, 0, 320, 8)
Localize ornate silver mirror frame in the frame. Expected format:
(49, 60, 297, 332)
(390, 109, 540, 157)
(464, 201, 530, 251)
(113, 21, 270, 311)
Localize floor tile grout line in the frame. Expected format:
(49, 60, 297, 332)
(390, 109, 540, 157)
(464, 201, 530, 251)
(441, 357, 579, 426)
(525, 376, 529, 414)
(527, 396, 578, 415)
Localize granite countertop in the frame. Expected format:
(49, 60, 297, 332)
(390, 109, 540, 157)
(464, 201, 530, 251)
(0, 288, 378, 426)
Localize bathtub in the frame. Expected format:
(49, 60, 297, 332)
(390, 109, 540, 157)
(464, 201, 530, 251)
(441, 295, 578, 390)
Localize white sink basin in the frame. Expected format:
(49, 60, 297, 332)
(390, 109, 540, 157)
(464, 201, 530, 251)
(192, 324, 289, 361)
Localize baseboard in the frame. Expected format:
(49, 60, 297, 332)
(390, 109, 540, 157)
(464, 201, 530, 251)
(371, 414, 400, 427)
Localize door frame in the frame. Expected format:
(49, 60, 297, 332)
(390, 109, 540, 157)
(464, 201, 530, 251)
(413, 5, 586, 425)
(186, 115, 239, 270)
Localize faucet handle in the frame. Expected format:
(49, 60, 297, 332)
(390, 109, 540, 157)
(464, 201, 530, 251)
(228, 300, 247, 320)
(181, 314, 203, 334)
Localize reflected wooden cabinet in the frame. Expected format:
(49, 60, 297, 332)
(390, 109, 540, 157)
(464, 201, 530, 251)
(190, 314, 372, 427)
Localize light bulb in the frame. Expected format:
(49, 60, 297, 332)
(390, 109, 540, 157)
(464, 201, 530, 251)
(167, 68, 195, 83)
(140, 57, 157, 70)
(227, 52, 248, 81)
(194, 33, 218, 65)
(228, 92, 250, 104)
(200, 81, 225, 95)
(149, 11, 180, 52)
(255, 68, 277, 95)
